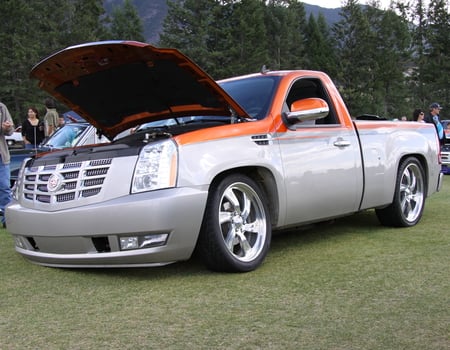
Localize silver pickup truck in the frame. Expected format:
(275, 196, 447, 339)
(6, 41, 443, 272)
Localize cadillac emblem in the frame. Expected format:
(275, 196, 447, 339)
(47, 173, 64, 192)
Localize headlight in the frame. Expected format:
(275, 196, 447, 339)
(131, 139, 178, 193)
(12, 157, 31, 200)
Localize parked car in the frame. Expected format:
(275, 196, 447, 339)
(9, 121, 109, 186)
(439, 120, 450, 174)
(5, 126, 24, 148)
(6, 41, 442, 272)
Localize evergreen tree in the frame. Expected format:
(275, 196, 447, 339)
(332, 0, 375, 116)
(225, 0, 269, 76)
(395, 0, 449, 115)
(0, 0, 66, 121)
(159, 0, 221, 76)
(365, 5, 411, 117)
(423, 0, 450, 111)
(108, 0, 145, 41)
(265, 0, 306, 70)
(0, 0, 109, 120)
(160, 0, 268, 79)
(304, 13, 338, 77)
(68, 0, 108, 44)
(394, 0, 428, 109)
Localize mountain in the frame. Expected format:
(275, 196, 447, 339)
(103, 0, 342, 44)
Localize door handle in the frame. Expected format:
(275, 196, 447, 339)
(333, 138, 351, 147)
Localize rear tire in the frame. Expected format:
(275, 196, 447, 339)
(197, 174, 271, 272)
(376, 157, 426, 227)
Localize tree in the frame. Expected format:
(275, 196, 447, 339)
(0, 0, 109, 121)
(304, 13, 338, 77)
(422, 0, 450, 111)
(225, 0, 269, 76)
(159, 0, 222, 76)
(265, 0, 306, 70)
(394, 0, 449, 116)
(63, 0, 108, 45)
(332, 0, 375, 116)
(160, 0, 268, 79)
(365, 4, 411, 117)
(108, 0, 145, 41)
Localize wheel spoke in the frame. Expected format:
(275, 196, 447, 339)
(223, 187, 240, 212)
(236, 231, 252, 254)
(219, 210, 233, 225)
(242, 220, 258, 233)
(240, 192, 252, 220)
(401, 196, 412, 215)
(224, 228, 237, 250)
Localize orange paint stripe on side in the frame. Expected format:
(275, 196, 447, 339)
(174, 118, 274, 146)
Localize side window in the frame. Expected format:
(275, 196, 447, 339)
(285, 78, 338, 125)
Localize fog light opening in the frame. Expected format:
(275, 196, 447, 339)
(120, 234, 168, 251)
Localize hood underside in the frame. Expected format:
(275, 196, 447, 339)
(30, 41, 249, 138)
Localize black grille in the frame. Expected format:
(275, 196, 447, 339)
(63, 162, 82, 169)
(63, 171, 79, 179)
(86, 168, 108, 176)
(84, 178, 104, 186)
(82, 188, 101, 197)
(57, 192, 76, 202)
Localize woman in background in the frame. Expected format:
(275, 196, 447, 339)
(22, 107, 45, 149)
(412, 108, 425, 122)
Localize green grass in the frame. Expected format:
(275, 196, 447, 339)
(1, 178, 449, 349)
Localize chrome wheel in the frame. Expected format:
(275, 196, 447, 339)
(399, 162, 424, 222)
(198, 174, 271, 272)
(218, 182, 267, 263)
(376, 157, 426, 227)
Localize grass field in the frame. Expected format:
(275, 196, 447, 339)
(1, 177, 449, 349)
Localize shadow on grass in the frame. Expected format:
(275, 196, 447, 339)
(272, 209, 380, 244)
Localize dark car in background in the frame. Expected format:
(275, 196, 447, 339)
(440, 120, 450, 174)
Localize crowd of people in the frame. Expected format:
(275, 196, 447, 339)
(409, 102, 445, 144)
(0, 98, 60, 227)
(21, 98, 61, 149)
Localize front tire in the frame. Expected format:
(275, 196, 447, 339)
(376, 157, 426, 227)
(197, 174, 271, 272)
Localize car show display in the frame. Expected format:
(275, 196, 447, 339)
(6, 41, 443, 272)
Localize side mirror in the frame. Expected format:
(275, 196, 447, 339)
(285, 97, 329, 125)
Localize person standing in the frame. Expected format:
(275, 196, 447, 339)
(412, 108, 425, 122)
(43, 97, 59, 137)
(0, 101, 14, 227)
(21, 107, 45, 149)
(424, 102, 444, 144)
(57, 115, 65, 129)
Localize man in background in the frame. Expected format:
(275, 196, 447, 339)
(0, 101, 14, 228)
(44, 97, 59, 137)
(425, 102, 445, 144)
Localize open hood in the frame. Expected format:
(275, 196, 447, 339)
(30, 41, 249, 139)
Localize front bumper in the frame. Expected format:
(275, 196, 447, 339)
(6, 187, 207, 268)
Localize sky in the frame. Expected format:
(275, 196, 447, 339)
(302, 0, 393, 9)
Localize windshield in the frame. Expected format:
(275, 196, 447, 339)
(42, 124, 89, 148)
(220, 75, 280, 120)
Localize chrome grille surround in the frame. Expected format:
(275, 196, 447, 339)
(21, 158, 112, 205)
